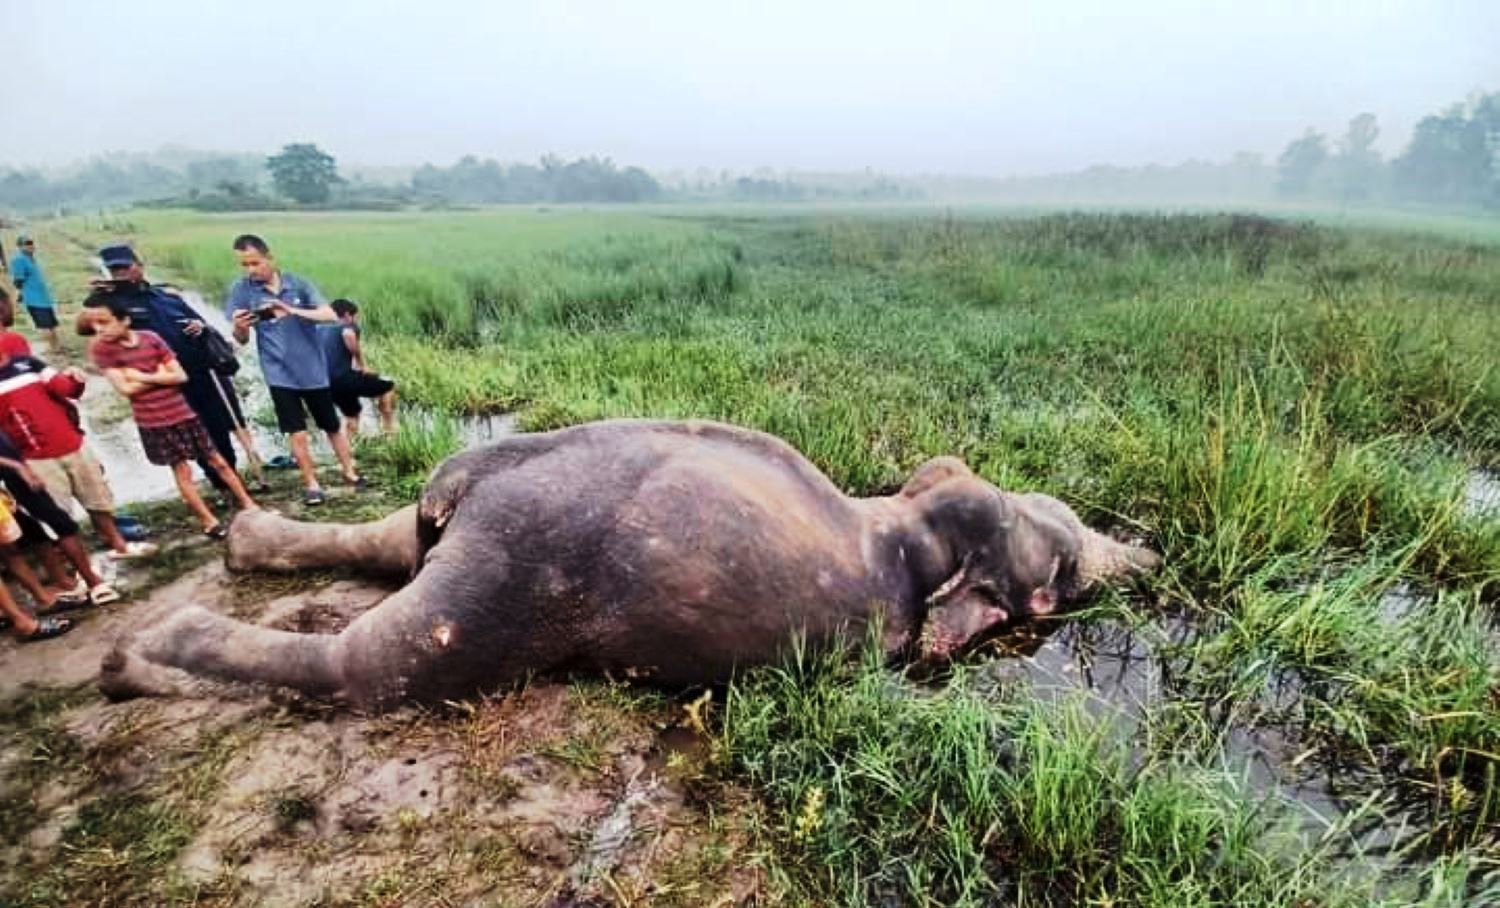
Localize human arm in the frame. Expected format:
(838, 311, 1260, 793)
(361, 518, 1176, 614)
(126, 357, 187, 387)
(0, 457, 45, 490)
(225, 282, 255, 343)
(342, 327, 367, 372)
(102, 368, 151, 398)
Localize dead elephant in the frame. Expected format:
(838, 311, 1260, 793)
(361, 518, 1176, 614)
(100, 419, 1159, 709)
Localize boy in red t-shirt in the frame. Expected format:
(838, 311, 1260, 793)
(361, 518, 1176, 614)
(90, 298, 259, 537)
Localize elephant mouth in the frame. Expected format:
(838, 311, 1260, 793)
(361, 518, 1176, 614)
(918, 582, 1012, 662)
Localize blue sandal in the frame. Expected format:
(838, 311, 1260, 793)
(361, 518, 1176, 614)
(20, 616, 74, 643)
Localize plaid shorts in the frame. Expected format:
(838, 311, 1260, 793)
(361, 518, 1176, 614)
(139, 418, 217, 467)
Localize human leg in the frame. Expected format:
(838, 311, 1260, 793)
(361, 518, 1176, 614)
(205, 453, 258, 512)
(378, 387, 398, 434)
(2, 545, 56, 608)
(171, 461, 219, 531)
(306, 388, 360, 484)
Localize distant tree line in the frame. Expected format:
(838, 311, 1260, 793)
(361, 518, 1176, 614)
(410, 154, 661, 203)
(1276, 92, 1500, 208)
(0, 145, 671, 212)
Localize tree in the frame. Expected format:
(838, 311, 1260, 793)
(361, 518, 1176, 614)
(1275, 129, 1328, 198)
(266, 143, 340, 204)
(1336, 113, 1382, 203)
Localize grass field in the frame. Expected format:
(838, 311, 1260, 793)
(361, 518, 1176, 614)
(16, 204, 1500, 905)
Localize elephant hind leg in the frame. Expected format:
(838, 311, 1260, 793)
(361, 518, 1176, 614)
(98, 606, 348, 704)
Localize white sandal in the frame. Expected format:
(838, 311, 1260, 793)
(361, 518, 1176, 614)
(89, 583, 122, 605)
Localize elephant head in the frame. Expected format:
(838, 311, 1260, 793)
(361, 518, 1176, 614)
(901, 457, 1160, 660)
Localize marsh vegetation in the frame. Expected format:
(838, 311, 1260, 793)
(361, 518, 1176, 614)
(2, 207, 1497, 905)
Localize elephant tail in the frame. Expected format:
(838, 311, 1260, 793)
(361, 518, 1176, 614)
(1077, 528, 1161, 588)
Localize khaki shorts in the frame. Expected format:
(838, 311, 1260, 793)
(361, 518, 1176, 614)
(32, 447, 115, 514)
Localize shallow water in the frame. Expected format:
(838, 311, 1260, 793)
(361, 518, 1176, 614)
(1467, 469, 1500, 518)
(86, 291, 519, 504)
(970, 614, 1414, 853)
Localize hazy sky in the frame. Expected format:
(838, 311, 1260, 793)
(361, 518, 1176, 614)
(8, 0, 1498, 176)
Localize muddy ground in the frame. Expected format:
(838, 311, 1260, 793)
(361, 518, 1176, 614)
(0, 230, 765, 907)
(0, 558, 766, 907)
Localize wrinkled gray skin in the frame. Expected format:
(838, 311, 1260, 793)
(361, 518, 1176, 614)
(100, 419, 1158, 710)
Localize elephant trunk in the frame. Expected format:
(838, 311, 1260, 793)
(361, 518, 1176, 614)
(1075, 528, 1161, 588)
(227, 506, 420, 577)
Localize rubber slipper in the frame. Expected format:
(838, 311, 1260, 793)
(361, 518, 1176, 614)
(19, 615, 74, 643)
(89, 583, 122, 606)
(37, 595, 96, 616)
(204, 524, 229, 541)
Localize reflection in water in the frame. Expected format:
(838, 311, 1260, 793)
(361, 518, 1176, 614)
(970, 615, 1419, 860)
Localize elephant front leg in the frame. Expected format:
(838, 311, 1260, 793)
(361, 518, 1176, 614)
(226, 506, 420, 577)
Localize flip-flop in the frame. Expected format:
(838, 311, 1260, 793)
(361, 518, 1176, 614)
(37, 595, 97, 617)
(204, 524, 229, 541)
(89, 583, 122, 606)
(19, 615, 73, 643)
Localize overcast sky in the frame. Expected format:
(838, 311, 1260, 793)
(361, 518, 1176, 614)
(7, 0, 1498, 176)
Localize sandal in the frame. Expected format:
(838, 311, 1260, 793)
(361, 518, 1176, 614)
(89, 583, 122, 606)
(37, 594, 96, 616)
(19, 615, 74, 643)
(303, 488, 326, 507)
(204, 523, 229, 541)
(54, 579, 91, 606)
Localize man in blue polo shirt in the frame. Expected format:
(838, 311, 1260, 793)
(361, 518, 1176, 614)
(225, 234, 361, 506)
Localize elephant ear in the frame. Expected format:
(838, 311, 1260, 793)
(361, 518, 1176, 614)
(900, 456, 975, 499)
(918, 552, 1010, 661)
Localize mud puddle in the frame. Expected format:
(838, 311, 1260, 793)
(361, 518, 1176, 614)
(971, 614, 1411, 854)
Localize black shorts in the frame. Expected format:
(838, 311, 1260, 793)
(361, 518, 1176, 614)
(1, 472, 80, 540)
(26, 306, 58, 330)
(270, 386, 342, 435)
(330, 371, 396, 417)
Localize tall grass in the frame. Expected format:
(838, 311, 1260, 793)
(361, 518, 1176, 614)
(58, 207, 1500, 898)
(724, 630, 1425, 907)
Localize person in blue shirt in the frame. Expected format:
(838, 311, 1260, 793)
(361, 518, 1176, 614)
(225, 234, 361, 506)
(319, 298, 398, 438)
(8, 235, 62, 354)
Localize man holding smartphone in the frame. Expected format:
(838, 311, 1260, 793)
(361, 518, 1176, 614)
(225, 234, 361, 506)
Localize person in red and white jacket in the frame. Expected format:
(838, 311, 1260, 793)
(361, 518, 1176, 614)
(0, 349, 155, 559)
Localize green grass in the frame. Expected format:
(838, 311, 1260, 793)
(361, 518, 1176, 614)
(47, 205, 1500, 903)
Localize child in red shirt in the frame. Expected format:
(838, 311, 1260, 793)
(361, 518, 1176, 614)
(90, 298, 259, 537)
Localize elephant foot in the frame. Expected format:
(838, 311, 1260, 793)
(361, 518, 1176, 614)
(100, 645, 202, 701)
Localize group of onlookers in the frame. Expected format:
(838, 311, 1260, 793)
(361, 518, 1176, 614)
(0, 231, 400, 643)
